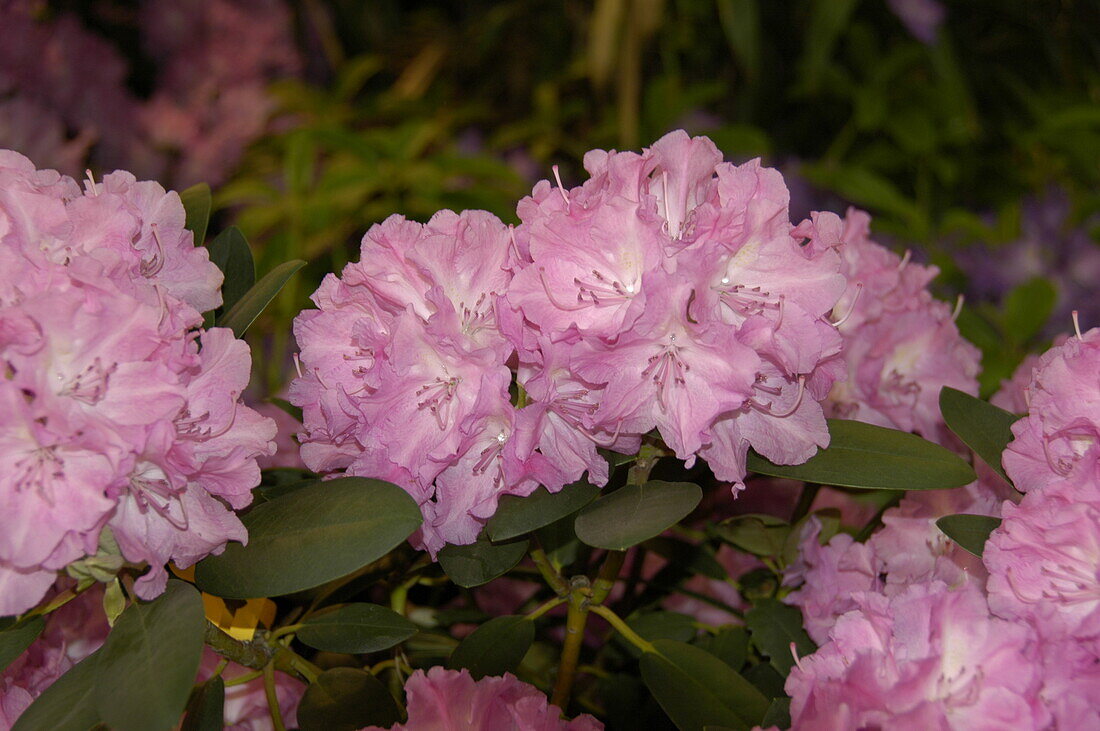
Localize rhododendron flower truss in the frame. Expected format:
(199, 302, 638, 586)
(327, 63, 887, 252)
(507, 130, 846, 491)
(0, 150, 275, 615)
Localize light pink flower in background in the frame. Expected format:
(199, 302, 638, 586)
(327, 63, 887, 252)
(783, 517, 884, 644)
(984, 475, 1100, 651)
(796, 208, 980, 445)
(363, 667, 602, 731)
(786, 581, 1049, 730)
(868, 478, 1001, 593)
(1002, 328, 1100, 492)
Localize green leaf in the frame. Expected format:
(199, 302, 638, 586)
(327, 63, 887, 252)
(297, 603, 418, 654)
(939, 387, 1021, 483)
(297, 668, 402, 731)
(711, 514, 791, 558)
(619, 611, 697, 658)
(743, 663, 786, 698)
(94, 581, 206, 731)
(697, 627, 749, 672)
(0, 616, 44, 672)
(575, 481, 702, 550)
(797, 0, 860, 92)
(181, 676, 225, 731)
(438, 533, 529, 588)
(744, 598, 816, 676)
(747, 419, 976, 490)
(643, 536, 727, 580)
(640, 639, 771, 731)
(716, 0, 761, 82)
(1003, 278, 1056, 345)
(762, 697, 792, 729)
(936, 514, 1002, 557)
(487, 480, 600, 541)
(447, 615, 534, 680)
(206, 226, 256, 314)
(180, 183, 212, 246)
(13, 651, 102, 731)
(195, 477, 421, 599)
(216, 259, 306, 338)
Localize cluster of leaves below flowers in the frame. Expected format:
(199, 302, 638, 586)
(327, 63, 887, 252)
(0, 149, 276, 616)
(780, 328, 1100, 728)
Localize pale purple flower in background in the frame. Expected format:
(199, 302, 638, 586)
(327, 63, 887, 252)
(956, 187, 1100, 338)
(886, 0, 947, 44)
(363, 667, 602, 731)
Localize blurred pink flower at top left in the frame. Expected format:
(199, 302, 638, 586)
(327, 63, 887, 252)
(0, 150, 275, 615)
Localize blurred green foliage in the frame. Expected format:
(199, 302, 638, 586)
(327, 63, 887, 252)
(219, 0, 1099, 393)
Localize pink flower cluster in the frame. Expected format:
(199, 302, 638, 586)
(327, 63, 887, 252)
(363, 667, 602, 730)
(0, 150, 275, 615)
(785, 330, 1100, 728)
(796, 208, 980, 446)
(291, 131, 849, 554)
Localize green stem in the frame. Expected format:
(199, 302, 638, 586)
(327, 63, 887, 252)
(530, 543, 570, 597)
(223, 669, 265, 687)
(589, 604, 655, 654)
(550, 579, 592, 711)
(590, 550, 625, 606)
(526, 595, 567, 621)
(263, 662, 287, 731)
(626, 442, 662, 486)
(204, 622, 273, 670)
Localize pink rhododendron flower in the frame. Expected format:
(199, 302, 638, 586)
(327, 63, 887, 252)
(786, 581, 1049, 730)
(1002, 327, 1100, 491)
(795, 208, 980, 445)
(363, 667, 602, 730)
(0, 151, 274, 613)
(291, 210, 546, 555)
(984, 475, 1100, 651)
(783, 517, 884, 644)
(868, 478, 1002, 593)
(506, 131, 846, 492)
